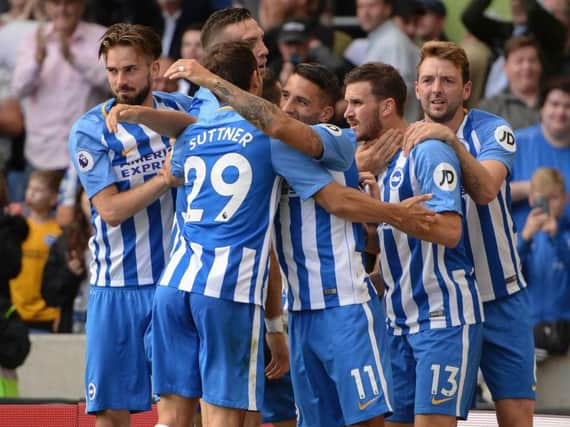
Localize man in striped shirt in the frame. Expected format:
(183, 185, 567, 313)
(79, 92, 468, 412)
(350, 62, 484, 427)
(68, 24, 192, 427)
(404, 41, 534, 427)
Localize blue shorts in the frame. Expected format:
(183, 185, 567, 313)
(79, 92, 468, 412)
(480, 288, 536, 400)
(152, 286, 265, 411)
(85, 285, 154, 414)
(261, 372, 296, 423)
(289, 297, 393, 427)
(387, 324, 483, 423)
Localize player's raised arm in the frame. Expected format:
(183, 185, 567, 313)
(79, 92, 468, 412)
(165, 56, 352, 169)
(105, 103, 196, 137)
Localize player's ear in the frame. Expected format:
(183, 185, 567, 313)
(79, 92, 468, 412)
(250, 68, 262, 96)
(319, 105, 334, 123)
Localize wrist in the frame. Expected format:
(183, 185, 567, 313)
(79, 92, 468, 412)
(265, 315, 284, 334)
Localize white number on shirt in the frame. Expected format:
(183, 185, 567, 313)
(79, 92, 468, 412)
(183, 153, 253, 222)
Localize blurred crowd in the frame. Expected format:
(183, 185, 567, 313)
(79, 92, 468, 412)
(1, 0, 570, 398)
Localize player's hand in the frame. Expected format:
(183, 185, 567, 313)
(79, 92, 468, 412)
(521, 208, 548, 241)
(356, 128, 402, 175)
(403, 122, 456, 156)
(106, 104, 144, 133)
(392, 194, 436, 234)
(265, 331, 289, 380)
(358, 171, 380, 200)
(158, 150, 183, 187)
(35, 25, 47, 65)
(165, 59, 213, 87)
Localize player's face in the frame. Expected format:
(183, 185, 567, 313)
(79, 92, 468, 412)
(106, 45, 158, 106)
(280, 74, 331, 125)
(541, 89, 570, 139)
(220, 18, 268, 75)
(344, 81, 383, 141)
(416, 57, 471, 124)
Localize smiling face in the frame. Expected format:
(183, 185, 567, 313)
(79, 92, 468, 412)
(280, 73, 332, 124)
(504, 45, 541, 96)
(344, 80, 384, 141)
(416, 56, 471, 125)
(541, 89, 570, 140)
(105, 45, 158, 106)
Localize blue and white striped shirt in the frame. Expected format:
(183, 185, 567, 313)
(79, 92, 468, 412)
(456, 109, 525, 302)
(160, 107, 356, 306)
(378, 140, 483, 335)
(69, 91, 193, 287)
(270, 132, 373, 311)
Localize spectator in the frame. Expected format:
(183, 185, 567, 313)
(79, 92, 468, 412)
(178, 23, 203, 96)
(511, 76, 570, 230)
(543, 0, 570, 73)
(416, 0, 447, 42)
(41, 188, 91, 333)
(269, 17, 351, 85)
(10, 0, 107, 202)
(149, 0, 212, 58)
(478, 35, 542, 130)
(462, 0, 566, 99)
(518, 167, 570, 326)
(392, 0, 425, 41)
(349, 0, 420, 121)
(0, 173, 30, 398)
(9, 170, 62, 333)
(260, 0, 351, 68)
(0, 0, 45, 23)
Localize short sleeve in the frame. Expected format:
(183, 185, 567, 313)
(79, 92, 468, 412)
(270, 138, 333, 200)
(311, 124, 356, 171)
(475, 116, 516, 173)
(69, 116, 118, 199)
(412, 139, 463, 215)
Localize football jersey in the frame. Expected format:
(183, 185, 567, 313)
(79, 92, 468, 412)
(69, 91, 193, 287)
(456, 109, 525, 301)
(270, 134, 374, 311)
(378, 140, 483, 335)
(160, 106, 356, 307)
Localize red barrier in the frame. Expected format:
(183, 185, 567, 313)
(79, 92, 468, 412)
(0, 404, 274, 426)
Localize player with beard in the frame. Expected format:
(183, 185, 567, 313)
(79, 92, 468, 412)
(402, 41, 534, 427)
(68, 23, 192, 427)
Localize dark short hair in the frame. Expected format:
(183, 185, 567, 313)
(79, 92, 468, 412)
(201, 7, 253, 48)
(29, 170, 65, 194)
(99, 23, 161, 61)
(202, 41, 258, 91)
(293, 62, 341, 107)
(418, 41, 470, 85)
(344, 62, 407, 116)
(262, 68, 281, 105)
(539, 75, 570, 108)
(504, 35, 540, 60)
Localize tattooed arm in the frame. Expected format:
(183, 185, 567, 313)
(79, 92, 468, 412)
(164, 59, 324, 158)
